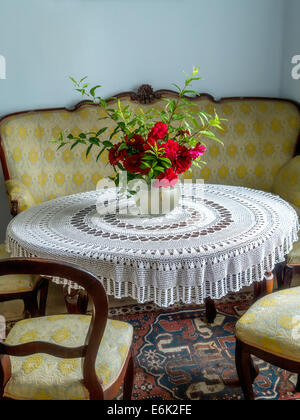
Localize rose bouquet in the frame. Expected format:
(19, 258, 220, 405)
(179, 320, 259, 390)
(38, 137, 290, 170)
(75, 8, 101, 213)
(52, 67, 225, 199)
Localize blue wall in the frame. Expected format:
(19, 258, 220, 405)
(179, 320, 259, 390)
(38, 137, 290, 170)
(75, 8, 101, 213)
(0, 0, 289, 239)
(281, 0, 300, 101)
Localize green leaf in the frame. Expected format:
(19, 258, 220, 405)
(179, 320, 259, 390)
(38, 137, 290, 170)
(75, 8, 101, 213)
(79, 76, 88, 84)
(57, 142, 67, 151)
(117, 143, 128, 151)
(103, 140, 113, 147)
(96, 147, 106, 161)
(89, 85, 102, 97)
(96, 127, 108, 136)
(86, 144, 93, 158)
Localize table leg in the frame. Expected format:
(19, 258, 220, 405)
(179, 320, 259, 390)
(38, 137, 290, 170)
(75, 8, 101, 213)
(264, 271, 274, 295)
(253, 271, 274, 301)
(253, 282, 262, 301)
(282, 265, 294, 289)
(205, 297, 217, 324)
(63, 286, 89, 314)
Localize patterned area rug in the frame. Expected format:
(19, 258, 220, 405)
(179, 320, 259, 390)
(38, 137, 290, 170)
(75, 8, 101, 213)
(109, 292, 300, 400)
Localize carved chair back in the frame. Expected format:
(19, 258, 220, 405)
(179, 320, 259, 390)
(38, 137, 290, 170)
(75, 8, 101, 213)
(0, 258, 108, 399)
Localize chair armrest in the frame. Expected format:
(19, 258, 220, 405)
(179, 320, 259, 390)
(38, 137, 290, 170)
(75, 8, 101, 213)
(272, 156, 300, 208)
(5, 179, 36, 216)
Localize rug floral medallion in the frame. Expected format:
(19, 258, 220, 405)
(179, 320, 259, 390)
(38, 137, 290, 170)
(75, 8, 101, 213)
(110, 292, 300, 401)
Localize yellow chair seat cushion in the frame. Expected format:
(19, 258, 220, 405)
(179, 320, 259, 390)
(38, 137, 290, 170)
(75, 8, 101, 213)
(4, 314, 133, 400)
(236, 287, 300, 362)
(0, 244, 38, 294)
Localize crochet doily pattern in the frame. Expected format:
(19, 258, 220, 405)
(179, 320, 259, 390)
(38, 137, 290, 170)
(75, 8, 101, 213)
(6, 184, 299, 307)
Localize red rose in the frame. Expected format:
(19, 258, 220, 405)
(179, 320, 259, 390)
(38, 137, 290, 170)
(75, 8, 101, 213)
(125, 134, 145, 151)
(148, 122, 168, 140)
(123, 153, 149, 175)
(190, 143, 207, 160)
(164, 139, 179, 161)
(108, 142, 126, 166)
(154, 168, 179, 188)
(176, 144, 192, 174)
(163, 139, 192, 173)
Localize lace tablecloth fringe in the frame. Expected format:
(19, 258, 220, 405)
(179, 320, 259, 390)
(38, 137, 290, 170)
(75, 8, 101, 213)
(5, 223, 298, 307)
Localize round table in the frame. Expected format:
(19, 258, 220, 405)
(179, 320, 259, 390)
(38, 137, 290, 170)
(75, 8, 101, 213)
(6, 184, 299, 308)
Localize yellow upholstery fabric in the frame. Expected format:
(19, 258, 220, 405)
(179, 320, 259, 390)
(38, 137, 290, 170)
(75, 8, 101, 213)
(288, 240, 300, 265)
(5, 179, 36, 212)
(236, 287, 300, 362)
(4, 315, 133, 400)
(0, 244, 38, 294)
(272, 155, 300, 208)
(0, 98, 299, 204)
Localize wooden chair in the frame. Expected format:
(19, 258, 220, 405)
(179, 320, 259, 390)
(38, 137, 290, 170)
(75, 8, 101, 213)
(235, 287, 300, 400)
(0, 245, 48, 317)
(0, 258, 134, 400)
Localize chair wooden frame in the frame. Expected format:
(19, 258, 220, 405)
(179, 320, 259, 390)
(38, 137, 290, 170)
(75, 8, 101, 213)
(0, 258, 134, 400)
(0, 276, 49, 318)
(235, 339, 300, 400)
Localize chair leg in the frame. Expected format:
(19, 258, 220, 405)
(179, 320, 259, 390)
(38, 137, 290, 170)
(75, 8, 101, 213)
(23, 294, 39, 318)
(39, 278, 49, 316)
(205, 297, 217, 324)
(64, 287, 89, 314)
(296, 375, 300, 393)
(282, 265, 294, 289)
(123, 351, 134, 400)
(0, 355, 11, 398)
(235, 339, 255, 400)
(249, 356, 259, 383)
(275, 262, 285, 289)
(253, 281, 262, 301)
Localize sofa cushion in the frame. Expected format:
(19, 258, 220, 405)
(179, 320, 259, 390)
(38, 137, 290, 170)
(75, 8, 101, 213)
(0, 98, 299, 203)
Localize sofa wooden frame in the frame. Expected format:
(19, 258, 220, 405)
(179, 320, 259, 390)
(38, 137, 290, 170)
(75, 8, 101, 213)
(0, 85, 299, 319)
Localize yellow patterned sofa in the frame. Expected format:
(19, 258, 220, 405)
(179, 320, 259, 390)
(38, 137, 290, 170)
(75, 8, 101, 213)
(0, 90, 299, 267)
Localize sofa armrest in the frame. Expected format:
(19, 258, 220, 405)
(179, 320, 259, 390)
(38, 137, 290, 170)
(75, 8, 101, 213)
(5, 179, 36, 216)
(272, 156, 300, 208)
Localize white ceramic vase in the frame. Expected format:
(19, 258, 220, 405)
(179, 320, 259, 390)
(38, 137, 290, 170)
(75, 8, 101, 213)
(134, 183, 180, 216)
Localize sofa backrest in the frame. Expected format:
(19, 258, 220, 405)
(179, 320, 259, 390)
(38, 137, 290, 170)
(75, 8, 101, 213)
(0, 91, 299, 204)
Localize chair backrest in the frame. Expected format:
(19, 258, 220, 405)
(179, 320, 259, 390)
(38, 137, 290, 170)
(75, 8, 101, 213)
(0, 258, 108, 399)
(0, 90, 300, 204)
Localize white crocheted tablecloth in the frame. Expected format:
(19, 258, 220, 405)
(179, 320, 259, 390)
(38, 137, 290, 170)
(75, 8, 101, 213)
(6, 184, 299, 307)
